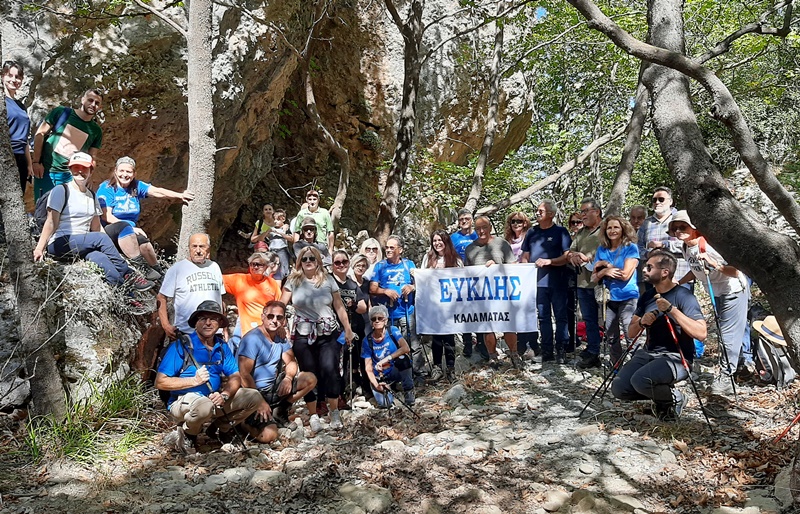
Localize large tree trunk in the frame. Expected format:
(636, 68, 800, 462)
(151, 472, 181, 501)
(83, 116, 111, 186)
(604, 67, 648, 216)
(374, 0, 423, 243)
(0, 33, 66, 419)
(464, 0, 506, 214)
(177, 0, 217, 257)
(567, 0, 800, 356)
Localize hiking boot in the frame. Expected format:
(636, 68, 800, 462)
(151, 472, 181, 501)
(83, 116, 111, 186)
(404, 390, 416, 406)
(206, 421, 235, 444)
(657, 390, 688, 421)
(510, 352, 524, 370)
(309, 413, 323, 433)
(329, 409, 343, 429)
(165, 424, 196, 454)
(271, 404, 296, 429)
(130, 255, 163, 281)
(445, 367, 456, 382)
(710, 375, 735, 395)
(556, 349, 566, 365)
(577, 352, 602, 369)
(123, 272, 155, 292)
(541, 352, 555, 363)
(429, 365, 444, 382)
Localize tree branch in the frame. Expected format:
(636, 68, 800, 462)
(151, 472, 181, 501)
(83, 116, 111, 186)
(131, 0, 187, 38)
(476, 125, 625, 215)
(565, 0, 800, 235)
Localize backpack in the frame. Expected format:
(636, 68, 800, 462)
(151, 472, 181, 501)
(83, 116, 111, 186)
(156, 333, 226, 407)
(754, 334, 797, 389)
(32, 183, 96, 238)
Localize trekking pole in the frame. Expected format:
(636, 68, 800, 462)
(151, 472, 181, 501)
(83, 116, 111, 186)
(377, 375, 420, 419)
(703, 266, 739, 402)
(404, 297, 432, 375)
(578, 325, 646, 417)
(349, 344, 355, 404)
(774, 410, 800, 443)
(663, 312, 715, 434)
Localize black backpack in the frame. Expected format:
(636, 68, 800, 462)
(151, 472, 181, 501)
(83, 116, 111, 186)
(156, 333, 227, 407)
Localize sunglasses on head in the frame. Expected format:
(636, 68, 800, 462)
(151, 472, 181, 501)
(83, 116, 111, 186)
(301, 255, 317, 263)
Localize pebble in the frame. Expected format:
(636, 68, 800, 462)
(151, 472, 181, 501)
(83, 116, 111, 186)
(338, 483, 393, 513)
(542, 490, 571, 511)
(378, 440, 405, 451)
(660, 449, 677, 464)
(250, 470, 287, 489)
(578, 462, 594, 474)
(608, 494, 645, 511)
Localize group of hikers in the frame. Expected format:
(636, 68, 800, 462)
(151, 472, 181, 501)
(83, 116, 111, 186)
(5, 63, 757, 453)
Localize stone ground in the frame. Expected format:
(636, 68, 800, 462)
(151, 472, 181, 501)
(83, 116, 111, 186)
(0, 351, 798, 514)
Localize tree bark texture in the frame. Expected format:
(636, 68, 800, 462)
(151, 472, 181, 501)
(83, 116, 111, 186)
(374, 0, 424, 243)
(177, 0, 217, 257)
(566, 0, 800, 236)
(0, 32, 66, 419)
(464, 0, 506, 214)
(605, 66, 649, 217)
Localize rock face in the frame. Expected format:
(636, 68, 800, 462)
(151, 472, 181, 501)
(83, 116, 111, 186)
(2, 0, 534, 269)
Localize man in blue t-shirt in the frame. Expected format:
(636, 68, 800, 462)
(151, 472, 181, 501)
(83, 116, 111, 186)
(156, 301, 261, 453)
(520, 200, 572, 363)
(611, 251, 706, 421)
(238, 301, 317, 443)
(449, 208, 484, 359)
(369, 234, 425, 375)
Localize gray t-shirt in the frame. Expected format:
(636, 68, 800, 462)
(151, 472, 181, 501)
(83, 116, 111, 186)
(284, 274, 339, 320)
(465, 237, 517, 266)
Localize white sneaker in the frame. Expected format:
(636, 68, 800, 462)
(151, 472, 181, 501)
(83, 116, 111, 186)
(330, 409, 343, 429)
(309, 413, 323, 433)
(522, 349, 536, 362)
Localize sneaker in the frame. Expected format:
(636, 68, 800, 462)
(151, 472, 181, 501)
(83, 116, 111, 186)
(488, 353, 502, 369)
(522, 349, 536, 362)
(510, 352, 524, 370)
(404, 390, 415, 406)
(709, 375, 735, 395)
(657, 390, 689, 421)
(164, 425, 195, 454)
(577, 353, 602, 369)
(309, 413, 323, 433)
(429, 365, 444, 382)
(127, 298, 150, 315)
(329, 409, 343, 429)
(123, 272, 155, 292)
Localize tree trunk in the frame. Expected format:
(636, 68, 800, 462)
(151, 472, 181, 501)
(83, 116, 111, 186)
(304, 66, 351, 227)
(177, 0, 217, 257)
(464, 0, 506, 214)
(374, 0, 423, 243)
(605, 67, 649, 216)
(0, 33, 66, 419)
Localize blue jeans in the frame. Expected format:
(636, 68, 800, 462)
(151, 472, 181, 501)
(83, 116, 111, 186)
(538, 285, 569, 355)
(577, 287, 601, 356)
(49, 233, 131, 285)
(371, 366, 414, 407)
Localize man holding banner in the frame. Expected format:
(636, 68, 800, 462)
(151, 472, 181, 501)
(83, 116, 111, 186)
(465, 216, 523, 369)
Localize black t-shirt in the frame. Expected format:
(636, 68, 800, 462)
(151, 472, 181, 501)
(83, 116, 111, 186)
(334, 275, 367, 337)
(635, 286, 704, 362)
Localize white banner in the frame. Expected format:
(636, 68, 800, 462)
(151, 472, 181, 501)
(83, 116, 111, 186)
(415, 264, 538, 335)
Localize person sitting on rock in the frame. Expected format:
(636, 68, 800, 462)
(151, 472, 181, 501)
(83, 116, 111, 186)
(238, 301, 317, 443)
(157, 300, 261, 453)
(611, 251, 706, 421)
(362, 305, 415, 408)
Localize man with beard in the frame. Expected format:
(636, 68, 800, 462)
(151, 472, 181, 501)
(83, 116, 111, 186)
(158, 233, 226, 340)
(636, 187, 691, 290)
(611, 250, 706, 421)
(31, 89, 104, 200)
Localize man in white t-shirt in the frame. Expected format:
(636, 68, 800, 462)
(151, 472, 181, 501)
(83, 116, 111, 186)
(157, 233, 225, 339)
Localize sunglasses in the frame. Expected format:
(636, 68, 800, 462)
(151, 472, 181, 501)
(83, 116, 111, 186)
(303, 227, 316, 232)
(301, 255, 317, 263)
(370, 316, 386, 322)
(249, 262, 267, 269)
(263, 313, 285, 321)
(652, 197, 669, 203)
(510, 219, 524, 225)
(334, 259, 350, 266)
(644, 264, 662, 271)
(671, 224, 691, 232)
(570, 220, 583, 226)
(365, 247, 378, 252)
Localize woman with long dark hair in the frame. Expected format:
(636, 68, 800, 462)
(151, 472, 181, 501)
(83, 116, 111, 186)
(421, 229, 462, 381)
(281, 246, 355, 433)
(591, 215, 639, 366)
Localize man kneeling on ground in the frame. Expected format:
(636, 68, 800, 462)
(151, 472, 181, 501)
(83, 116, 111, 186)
(238, 301, 317, 443)
(611, 251, 707, 421)
(157, 300, 261, 453)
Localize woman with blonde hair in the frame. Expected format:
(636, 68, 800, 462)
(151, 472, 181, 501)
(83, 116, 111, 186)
(281, 246, 355, 432)
(503, 211, 531, 261)
(359, 237, 383, 279)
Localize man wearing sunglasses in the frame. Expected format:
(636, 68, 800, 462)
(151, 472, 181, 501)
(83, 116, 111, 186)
(158, 301, 261, 453)
(611, 251, 706, 421)
(636, 187, 691, 291)
(238, 301, 317, 443)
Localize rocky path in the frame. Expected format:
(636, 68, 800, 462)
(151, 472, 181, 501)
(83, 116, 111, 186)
(1, 354, 797, 514)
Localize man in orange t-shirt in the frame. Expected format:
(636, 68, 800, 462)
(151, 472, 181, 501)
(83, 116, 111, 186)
(223, 252, 281, 353)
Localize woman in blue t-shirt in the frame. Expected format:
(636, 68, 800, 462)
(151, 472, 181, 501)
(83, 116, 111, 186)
(361, 304, 415, 408)
(3, 60, 32, 192)
(97, 156, 194, 280)
(592, 216, 640, 366)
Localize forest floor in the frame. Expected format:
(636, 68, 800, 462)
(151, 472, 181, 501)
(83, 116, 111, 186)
(0, 348, 798, 514)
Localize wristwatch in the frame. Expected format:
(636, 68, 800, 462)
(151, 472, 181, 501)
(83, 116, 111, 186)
(221, 392, 230, 401)
(664, 304, 673, 314)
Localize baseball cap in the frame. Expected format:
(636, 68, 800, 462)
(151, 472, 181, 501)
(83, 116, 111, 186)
(68, 152, 94, 169)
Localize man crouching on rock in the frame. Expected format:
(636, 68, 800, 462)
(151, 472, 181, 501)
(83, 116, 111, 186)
(611, 251, 706, 421)
(157, 300, 261, 453)
(238, 301, 317, 443)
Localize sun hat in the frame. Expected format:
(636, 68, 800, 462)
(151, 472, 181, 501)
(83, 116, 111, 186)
(667, 210, 697, 237)
(188, 300, 229, 329)
(753, 316, 785, 347)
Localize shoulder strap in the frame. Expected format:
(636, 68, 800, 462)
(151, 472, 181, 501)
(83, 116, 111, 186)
(257, 219, 263, 234)
(59, 183, 70, 214)
(178, 333, 196, 374)
(699, 237, 707, 253)
(50, 107, 72, 135)
(402, 258, 414, 284)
